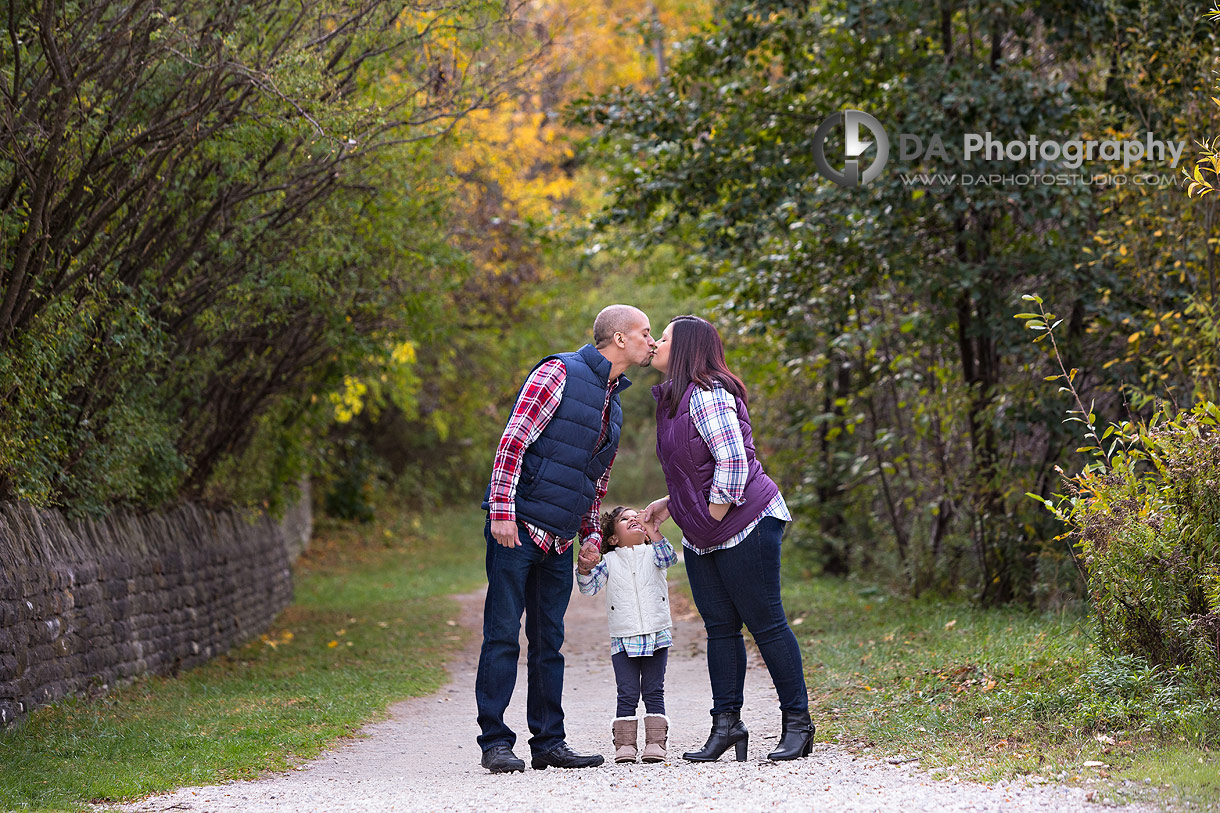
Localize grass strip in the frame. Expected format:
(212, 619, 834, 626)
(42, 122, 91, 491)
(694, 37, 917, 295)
(0, 505, 487, 812)
(776, 565, 1218, 810)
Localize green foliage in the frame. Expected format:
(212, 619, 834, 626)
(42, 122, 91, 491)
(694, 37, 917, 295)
(0, 0, 524, 516)
(1062, 407, 1220, 690)
(573, 0, 1220, 605)
(1020, 294, 1220, 710)
(574, 0, 1109, 602)
(322, 438, 384, 523)
(1060, 656, 1220, 742)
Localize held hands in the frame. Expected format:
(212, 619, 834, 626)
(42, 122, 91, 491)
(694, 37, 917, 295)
(641, 514, 664, 542)
(577, 540, 601, 575)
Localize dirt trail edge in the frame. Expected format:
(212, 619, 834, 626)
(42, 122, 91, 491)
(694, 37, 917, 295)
(113, 564, 1144, 813)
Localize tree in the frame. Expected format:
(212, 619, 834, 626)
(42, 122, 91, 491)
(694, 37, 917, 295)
(576, 0, 1216, 602)
(0, 0, 533, 513)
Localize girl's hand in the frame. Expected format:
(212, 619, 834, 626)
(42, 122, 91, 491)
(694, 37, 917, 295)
(642, 516, 663, 542)
(708, 501, 729, 522)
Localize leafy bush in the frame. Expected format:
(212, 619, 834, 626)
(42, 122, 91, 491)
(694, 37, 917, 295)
(0, 0, 525, 516)
(1066, 408, 1220, 690)
(1021, 295, 1220, 704)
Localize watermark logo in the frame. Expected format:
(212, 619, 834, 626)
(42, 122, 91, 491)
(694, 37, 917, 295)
(812, 110, 890, 188)
(810, 108, 1185, 188)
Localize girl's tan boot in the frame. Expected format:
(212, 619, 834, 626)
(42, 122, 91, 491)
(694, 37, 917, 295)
(612, 716, 638, 763)
(641, 714, 668, 763)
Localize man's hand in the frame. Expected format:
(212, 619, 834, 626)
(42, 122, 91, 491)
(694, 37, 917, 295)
(640, 495, 670, 527)
(491, 519, 521, 548)
(577, 540, 601, 574)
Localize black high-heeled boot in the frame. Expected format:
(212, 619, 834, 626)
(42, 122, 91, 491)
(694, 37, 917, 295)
(766, 709, 816, 760)
(682, 711, 749, 762)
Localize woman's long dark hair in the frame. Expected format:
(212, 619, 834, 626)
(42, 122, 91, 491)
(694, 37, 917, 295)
(660, 315, 748, 418)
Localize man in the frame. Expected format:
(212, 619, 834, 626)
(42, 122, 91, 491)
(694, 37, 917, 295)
(475, 305, 656, 773)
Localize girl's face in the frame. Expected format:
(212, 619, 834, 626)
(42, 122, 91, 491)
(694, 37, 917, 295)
(651, 323, 673, 375)
(612, 509, 648, 548)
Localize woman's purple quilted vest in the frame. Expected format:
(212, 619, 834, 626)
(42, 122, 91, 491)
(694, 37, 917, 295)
(652, 381, 779, 550)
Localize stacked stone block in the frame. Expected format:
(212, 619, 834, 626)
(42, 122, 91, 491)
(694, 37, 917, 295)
(0, 501, 293, 727)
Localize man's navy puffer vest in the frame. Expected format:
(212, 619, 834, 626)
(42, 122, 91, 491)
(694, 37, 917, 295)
(653, 380, 779, 550)
(483, 344, 630, 540)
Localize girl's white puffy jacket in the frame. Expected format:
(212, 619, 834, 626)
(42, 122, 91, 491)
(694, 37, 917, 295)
(603, 543, 672, 638)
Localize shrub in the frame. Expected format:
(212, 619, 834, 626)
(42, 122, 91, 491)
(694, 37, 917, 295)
(1020, 296, 1220, 697)
(1068, 410, 1220, 689)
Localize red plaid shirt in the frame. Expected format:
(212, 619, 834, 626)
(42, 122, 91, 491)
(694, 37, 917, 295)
(487, 359, 618, 553)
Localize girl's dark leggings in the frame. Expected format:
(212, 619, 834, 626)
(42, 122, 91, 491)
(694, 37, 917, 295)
(611, 647, 668, 717)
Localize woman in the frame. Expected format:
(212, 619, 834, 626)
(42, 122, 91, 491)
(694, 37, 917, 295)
(641, 315, 814, 762)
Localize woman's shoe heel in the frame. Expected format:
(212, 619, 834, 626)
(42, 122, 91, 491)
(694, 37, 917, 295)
(767, 712, 816, 760)
(683, 713, 748, 762)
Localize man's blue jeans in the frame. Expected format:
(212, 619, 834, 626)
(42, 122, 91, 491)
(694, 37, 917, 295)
(683, 517, 809, 715)
(474, 519, 572, 757)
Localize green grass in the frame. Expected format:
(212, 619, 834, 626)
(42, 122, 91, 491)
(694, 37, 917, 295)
(0, 505, 488, 812)
(770, 560, 1219, 810)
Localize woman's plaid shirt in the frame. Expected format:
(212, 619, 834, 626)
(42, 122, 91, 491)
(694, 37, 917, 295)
(685, 383, 791, 555)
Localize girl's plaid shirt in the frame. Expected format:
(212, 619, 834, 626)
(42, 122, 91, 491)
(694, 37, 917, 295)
(576, 537, 678, 656)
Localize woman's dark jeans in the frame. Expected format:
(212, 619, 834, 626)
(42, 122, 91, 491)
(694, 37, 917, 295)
(611, 647, 668, 717)
(683, 517, 809, 715)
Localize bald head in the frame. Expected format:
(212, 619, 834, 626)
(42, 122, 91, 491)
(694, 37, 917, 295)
(594, 305, 647, 349)
(591, 304, 655, 378)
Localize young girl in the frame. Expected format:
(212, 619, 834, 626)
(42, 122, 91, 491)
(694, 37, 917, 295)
(576, 506, 677, 763)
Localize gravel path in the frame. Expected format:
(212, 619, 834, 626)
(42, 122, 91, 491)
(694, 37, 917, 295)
(113, 564, 1146, 813)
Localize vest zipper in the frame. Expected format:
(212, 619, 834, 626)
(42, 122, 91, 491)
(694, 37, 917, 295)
(634, 546, 646, 633)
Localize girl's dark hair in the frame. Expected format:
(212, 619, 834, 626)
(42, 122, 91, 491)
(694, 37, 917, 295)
(599, 506, 630, 552)
(659, 315, 748, 418)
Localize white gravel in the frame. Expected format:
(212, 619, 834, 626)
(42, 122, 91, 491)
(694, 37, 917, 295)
(109, 574, 1152, 813)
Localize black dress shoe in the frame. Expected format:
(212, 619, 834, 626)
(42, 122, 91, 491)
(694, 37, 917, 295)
(481, 744, 525, 773)
(531, 742, 605, 769)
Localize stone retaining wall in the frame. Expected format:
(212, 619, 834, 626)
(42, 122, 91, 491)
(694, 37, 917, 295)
(0, 500, 295, 727)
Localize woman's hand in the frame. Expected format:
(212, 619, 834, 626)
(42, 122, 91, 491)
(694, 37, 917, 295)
(640, 495, 671, 527)
(708, 501, 729, 522)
